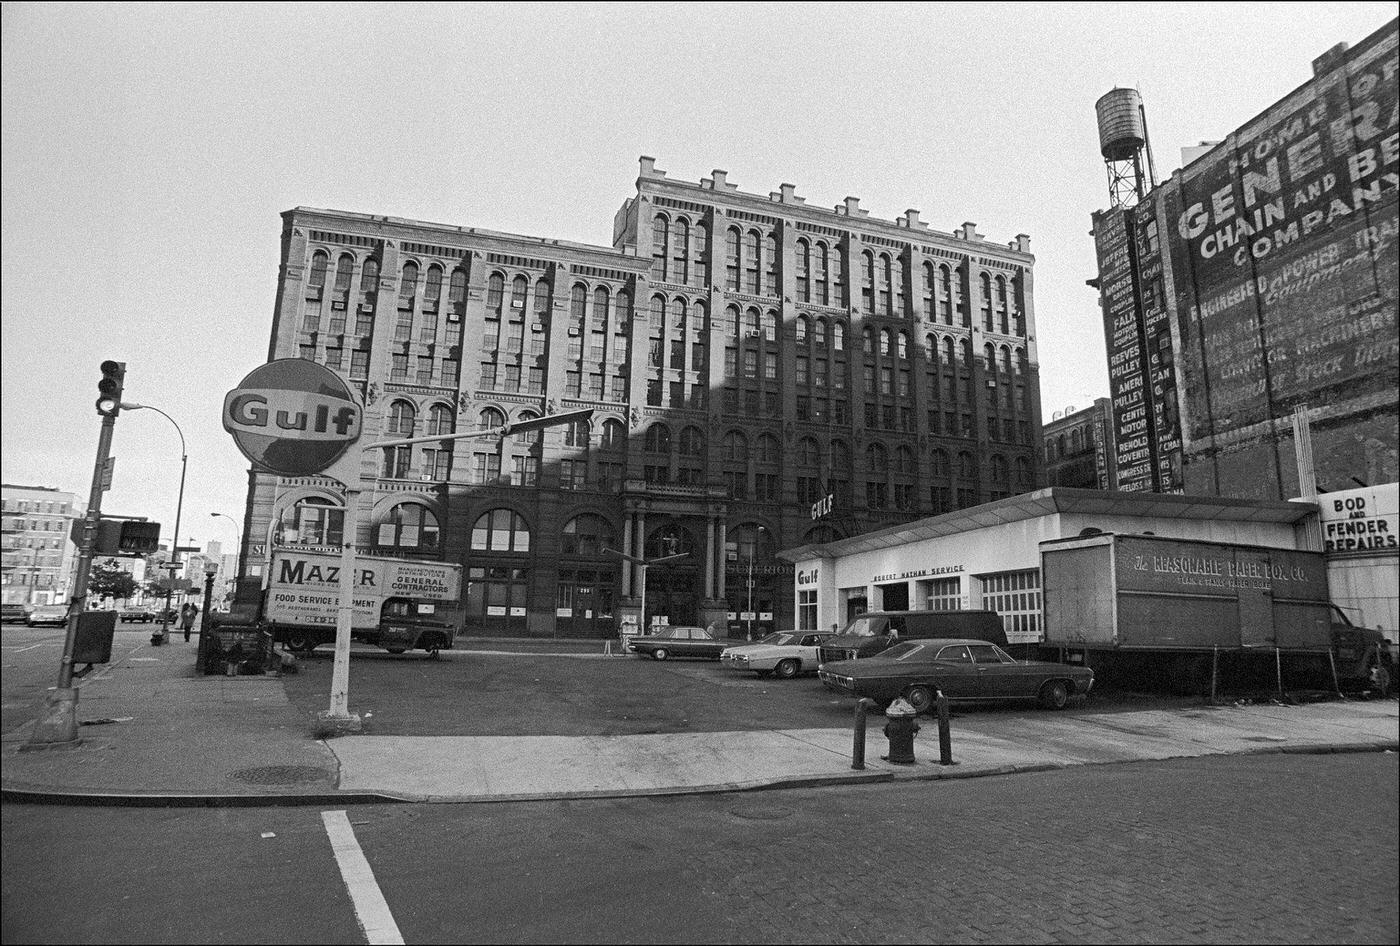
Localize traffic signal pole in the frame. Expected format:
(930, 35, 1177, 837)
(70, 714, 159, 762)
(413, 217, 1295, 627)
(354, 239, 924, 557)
(26, 413, 118, 746)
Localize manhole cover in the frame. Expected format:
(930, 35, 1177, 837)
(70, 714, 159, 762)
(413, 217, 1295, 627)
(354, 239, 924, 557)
(229, 765, 334, 785)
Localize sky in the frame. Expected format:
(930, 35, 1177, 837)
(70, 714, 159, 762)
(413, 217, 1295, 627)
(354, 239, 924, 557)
(2, 1, 1396, 554)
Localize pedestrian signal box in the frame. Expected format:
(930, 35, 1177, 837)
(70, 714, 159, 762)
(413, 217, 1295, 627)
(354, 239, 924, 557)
(92, 518, 162, 555)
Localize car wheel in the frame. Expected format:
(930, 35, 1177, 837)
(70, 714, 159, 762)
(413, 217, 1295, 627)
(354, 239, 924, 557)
(652, 648, 669, 661)
(1039, 680, 1070, 710)
(904, 684, 936, 714)
(775, 658, 800, 680)
(285, 632, 316, 655)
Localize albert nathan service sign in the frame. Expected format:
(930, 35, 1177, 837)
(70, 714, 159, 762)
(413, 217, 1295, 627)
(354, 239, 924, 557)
(223, 359, 363, 477)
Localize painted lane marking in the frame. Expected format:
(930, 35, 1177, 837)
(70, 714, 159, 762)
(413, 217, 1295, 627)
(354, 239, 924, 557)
(0, 642, 56, 653)
(321, 810, 404, 945)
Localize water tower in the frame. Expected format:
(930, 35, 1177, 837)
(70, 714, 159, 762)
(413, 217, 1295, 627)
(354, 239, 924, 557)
(1095, 88, 1157, 207)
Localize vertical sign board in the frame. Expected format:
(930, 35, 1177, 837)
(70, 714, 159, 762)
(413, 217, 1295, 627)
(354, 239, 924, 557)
(1093, 206, 1155, 491)
(1154, 23, 1398, 495)
(1133, 212, 1185, 492)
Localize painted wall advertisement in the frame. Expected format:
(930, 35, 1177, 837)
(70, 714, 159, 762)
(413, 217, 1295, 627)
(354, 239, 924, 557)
(1157, 26, 1398, 461)
(1093, 206, 1155, 492)
(1319, 483, 1400, 554)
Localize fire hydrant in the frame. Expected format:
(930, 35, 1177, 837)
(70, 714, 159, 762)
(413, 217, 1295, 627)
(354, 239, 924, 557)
(881, 698, 920, 765)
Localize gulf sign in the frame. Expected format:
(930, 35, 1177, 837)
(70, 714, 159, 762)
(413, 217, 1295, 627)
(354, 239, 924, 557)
(223, 359, 363, 477)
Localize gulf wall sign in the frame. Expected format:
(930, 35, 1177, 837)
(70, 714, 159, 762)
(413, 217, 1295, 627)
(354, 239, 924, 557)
(223, 359, 363, 477)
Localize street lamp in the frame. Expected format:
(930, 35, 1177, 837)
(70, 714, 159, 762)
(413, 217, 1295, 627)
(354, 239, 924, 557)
(124, 403, 186, 646)
(317, 407, 596, 733)
(602, 547, 689, 637)
(210, 512, 240, 607)
(745, 525, 768, 642)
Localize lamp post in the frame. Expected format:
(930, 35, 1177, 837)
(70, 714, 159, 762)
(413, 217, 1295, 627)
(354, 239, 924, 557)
(125, 403, 186, 646)
(603, 548, 690, 636)
(745, 525, 768, 642)
(210, 512, 240, 609)
(315, 407, 595, 733)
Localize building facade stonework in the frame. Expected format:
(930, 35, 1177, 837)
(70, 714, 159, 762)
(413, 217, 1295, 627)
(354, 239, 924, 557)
(243, 159, 1043, 637)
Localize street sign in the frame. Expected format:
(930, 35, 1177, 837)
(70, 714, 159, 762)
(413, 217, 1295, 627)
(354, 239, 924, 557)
(99, 457, 115, 492)
(223, 359, 363, 477)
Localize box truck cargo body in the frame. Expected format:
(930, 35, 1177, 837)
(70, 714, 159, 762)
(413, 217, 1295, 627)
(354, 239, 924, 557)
(1041, 533, 1386, 689)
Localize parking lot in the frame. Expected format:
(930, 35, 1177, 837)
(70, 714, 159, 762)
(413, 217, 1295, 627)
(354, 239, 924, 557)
(277, 639, 1200, 738)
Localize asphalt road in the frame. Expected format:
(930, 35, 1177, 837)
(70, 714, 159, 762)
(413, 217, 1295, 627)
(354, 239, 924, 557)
(4, 752, 1396, 944)
(0, 625, 157, 736)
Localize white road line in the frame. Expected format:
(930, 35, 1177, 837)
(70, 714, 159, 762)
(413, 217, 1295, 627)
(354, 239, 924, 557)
(0, 642, 53, 653)
(321, 810, 404, 945)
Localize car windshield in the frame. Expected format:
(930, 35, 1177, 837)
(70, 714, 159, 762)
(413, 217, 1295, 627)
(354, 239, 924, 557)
(760, 633, 796, 646)
(839, 616, 886, 638)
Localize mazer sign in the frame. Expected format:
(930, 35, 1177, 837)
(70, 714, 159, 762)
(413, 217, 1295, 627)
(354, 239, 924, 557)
(223, 359, 363, 477)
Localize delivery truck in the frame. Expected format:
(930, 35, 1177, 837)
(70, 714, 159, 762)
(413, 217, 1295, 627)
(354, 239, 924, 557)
(252, 549, 464, 656)
(1040, 532, 1389, 694)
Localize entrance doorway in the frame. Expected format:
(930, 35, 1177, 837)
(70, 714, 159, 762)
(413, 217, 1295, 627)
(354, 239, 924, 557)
(878, 582, 909, 611)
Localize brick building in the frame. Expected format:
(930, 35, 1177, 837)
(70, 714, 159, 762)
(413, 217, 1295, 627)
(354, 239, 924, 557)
(242, 158, 1042, 637)
(1043, 399, 1116, 489)
(1, 484, 80, 606)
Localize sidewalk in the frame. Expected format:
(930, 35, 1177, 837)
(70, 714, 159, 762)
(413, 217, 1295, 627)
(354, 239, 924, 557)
(3, 639, 1396, 806)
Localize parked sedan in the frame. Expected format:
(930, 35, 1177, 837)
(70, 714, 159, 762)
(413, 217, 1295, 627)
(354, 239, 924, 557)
(120, 607, 158, 623)
(26, 605, 69, 627)
(629, 625, 729, 661)
(1, 603, 31, 624)
(720, 631, 833, 679)
(819, 638, 1094, 712)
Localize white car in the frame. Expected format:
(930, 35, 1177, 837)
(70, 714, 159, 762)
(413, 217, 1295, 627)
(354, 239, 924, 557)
(719, 631, 834, 679)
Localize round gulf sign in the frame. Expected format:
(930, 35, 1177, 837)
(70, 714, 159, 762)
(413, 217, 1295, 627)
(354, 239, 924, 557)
(223, 359, 363, 477)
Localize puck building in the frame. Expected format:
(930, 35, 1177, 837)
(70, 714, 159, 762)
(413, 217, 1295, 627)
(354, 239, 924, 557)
(241, 158, 1042, 638)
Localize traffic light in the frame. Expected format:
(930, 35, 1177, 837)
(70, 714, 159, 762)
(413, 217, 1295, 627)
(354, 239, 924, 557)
(97, 360, 126, 416)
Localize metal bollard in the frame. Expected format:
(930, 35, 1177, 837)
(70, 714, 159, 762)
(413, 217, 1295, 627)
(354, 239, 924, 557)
(851, 698, 876, 769)
(936, 689, 954, 766)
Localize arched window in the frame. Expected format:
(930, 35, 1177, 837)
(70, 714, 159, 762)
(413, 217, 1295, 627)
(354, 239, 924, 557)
(862, 328, 875, 354)
(615, 289, 631, 322)
(565, 417, 591, 448)
(831, 440, 853, 473)
(1001, 346, 1014, 379)
(724, 430, 749, 461)
(745, 230, 761, 294)
(960, 339, 972, 366)
(744, 307, 759, 337)
(600, 418, 627, 450)
(509, 275, 527, 313)
(757, 433, 780, 463)
(376, 502, 440, 551)
(571, 283, 587, 327)
(1070, 429, 1083, 452)
(360, 258, 379, 292)
(796, 316, 810, 346)
(672, 217, 690, 285)
(679, 426, 706, 456)
(879, 330, 892, 356)
(897, 332, 909, 360)
(426, 403, 454, 436)
(813, 318, 827, 349)
(763, 310, 778, 341)
(424, 265, 443, 305)
(958, 451, 976, 478)
(896, 445, 915, 473)
(985, 343, 998, 373)
(561, 514, 616, 557)
(481, 274, 503, 319)
(931, 449, 950, 477)
(725, 227, 741, 291)
(1015, 457, 1032, 486)
(832, 321, 846, 351)
(471, 508, 530, 552)
(478, 407, 506, 430)
(861, 250, 876, 313)
(514, 410, 542, 445)
(880, 254, 893, 315)
(939, 264, 953, 323)
(866, 443, 888, 472)
(652, 215, 669, 281)
(449, 267, 467, 310)
(817, 242, 831, 305)
(644, 424, 671, 454)
(309, 251, 329, 288)
(387, 400, 416, 437)
(923, 262, 936, 319)
(926, 334, 940, 365)
(796, 239, 811, 302)
(399, 260, 419, 298)
(996, 275, 1010, 334)
(276, 496, 343, 546)
(798, 436, 821, 466)
(980, 272, 993, 331)
(726, 305, 740, 338)
(944, 337, 956, 366)
(334, 254, 355, 292)
(991, 455, 1009, 483)
(733, 522, 773, 562)
(593, 286, 610, 328)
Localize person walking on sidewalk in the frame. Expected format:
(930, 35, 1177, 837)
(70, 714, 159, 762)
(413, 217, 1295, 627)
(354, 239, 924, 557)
(180, 602, 199, 642)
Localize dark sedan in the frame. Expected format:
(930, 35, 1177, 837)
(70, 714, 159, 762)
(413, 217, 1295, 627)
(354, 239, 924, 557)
(819, 638, 1094, 712)
(629, 625, 729, 661)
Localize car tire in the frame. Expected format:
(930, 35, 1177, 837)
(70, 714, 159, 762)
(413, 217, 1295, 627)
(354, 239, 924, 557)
(775, 658, 800, 680)
(1039, 680, 1070, 710)
(652, 648, 669, 661)
(904, 684, 936, 714)
(285, 632, 316, 655)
